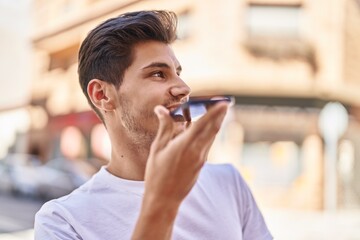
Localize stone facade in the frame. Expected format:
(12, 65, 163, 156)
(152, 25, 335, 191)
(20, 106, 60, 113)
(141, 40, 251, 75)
(28, 0, 360, 210)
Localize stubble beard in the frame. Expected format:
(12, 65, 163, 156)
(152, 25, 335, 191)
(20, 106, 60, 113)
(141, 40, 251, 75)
(119, 97, 186, 154)
(120, 98, 158, 151)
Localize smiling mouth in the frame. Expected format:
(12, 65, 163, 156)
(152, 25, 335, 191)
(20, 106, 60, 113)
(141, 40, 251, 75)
(166, 103, 181, 113)
(167, 103, 181, 111)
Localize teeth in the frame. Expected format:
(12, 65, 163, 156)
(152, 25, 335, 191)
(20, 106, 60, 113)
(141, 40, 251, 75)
(168, 105, 180, 112)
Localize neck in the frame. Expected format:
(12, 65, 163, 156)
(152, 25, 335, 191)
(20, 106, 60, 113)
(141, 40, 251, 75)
(107, 133, 152, 181)
(104, 112, 156, 181)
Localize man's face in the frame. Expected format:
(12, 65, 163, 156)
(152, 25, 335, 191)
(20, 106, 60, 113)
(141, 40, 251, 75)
(115, 41, 191, 144)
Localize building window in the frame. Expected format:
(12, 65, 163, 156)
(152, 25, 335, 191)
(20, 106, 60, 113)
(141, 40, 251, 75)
(49, 44, 79, 70)
(243, 4, 317, 72)
(246, 4, 302, 39)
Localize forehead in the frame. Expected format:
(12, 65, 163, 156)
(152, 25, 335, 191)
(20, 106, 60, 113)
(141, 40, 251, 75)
(130, 41, 180, 69)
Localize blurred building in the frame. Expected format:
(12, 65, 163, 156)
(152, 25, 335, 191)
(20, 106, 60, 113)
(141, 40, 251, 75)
(24, 0, 360, 211)
(0, 0, 32, 158)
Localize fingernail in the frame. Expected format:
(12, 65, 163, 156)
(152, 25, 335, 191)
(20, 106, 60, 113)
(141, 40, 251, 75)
(154, 106, 162, 117)
(154, 106, 168, 118)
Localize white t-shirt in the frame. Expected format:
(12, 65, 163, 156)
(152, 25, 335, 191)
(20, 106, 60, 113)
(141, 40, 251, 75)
(35, 163, 272, 240)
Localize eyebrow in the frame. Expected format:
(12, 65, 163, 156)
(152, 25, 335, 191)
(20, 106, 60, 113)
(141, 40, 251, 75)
(142, 62, 182, 72)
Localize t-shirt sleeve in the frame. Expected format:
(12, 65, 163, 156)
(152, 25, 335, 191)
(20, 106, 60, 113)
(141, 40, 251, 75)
(34, 201, 81, 240)
(229, 165, 273, 240)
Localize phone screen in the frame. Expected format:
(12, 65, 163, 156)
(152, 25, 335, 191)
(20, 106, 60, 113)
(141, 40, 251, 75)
(170, 95, 234, 122)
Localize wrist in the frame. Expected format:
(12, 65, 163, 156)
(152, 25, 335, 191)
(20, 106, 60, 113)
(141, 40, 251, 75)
(141, 191, 180, 222)
(132, 192, 180, 239)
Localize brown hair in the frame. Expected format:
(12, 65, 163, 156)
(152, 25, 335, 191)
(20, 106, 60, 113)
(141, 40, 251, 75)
(78, 10, 178, 122)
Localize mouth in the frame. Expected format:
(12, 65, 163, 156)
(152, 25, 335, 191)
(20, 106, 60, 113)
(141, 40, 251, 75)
(166, 103, 187, 122)
(166, 102, 182, 111)
(172, 114, 186, 122)
(165, 102, 182, 114)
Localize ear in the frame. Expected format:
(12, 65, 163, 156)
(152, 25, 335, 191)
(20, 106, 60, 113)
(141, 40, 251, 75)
(87, 79, 115, 112)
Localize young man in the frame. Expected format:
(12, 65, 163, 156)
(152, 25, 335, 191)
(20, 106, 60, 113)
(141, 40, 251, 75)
(35, 10, 272, 240)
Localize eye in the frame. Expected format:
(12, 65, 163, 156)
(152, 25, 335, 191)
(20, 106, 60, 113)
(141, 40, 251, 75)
(152, 71, 165, 78)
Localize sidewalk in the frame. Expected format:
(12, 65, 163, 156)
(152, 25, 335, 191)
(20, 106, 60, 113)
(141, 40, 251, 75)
(0, 229, 33, 240)
(263, 208, 360, 240)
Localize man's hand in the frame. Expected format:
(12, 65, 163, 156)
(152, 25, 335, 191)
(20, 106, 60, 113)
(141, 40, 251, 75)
(132, 102, 228, 240)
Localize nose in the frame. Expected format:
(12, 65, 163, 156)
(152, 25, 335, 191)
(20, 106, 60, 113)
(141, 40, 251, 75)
(170, 77, 191, 101)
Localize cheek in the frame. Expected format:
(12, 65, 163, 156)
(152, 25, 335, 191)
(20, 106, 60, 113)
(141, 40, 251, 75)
(120, 87, 167, 123)
(132, 101, 158, 127)
(135, 94, 163, 117)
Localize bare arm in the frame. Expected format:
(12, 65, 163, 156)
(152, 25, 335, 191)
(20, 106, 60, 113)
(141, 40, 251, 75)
(131, 102, 228, 240)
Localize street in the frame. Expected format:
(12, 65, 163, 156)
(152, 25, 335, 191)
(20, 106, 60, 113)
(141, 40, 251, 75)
(0, 191, 44, 238)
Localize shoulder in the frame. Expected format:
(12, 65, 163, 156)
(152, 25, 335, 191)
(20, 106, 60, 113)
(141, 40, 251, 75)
(35, 169, 106, 226)
(34, 194, 90, 239)
(201, 163, 257, 203)
(34, 177, 103, 239)
(201, 164, 272, 239)
(198, 163, 248, 195)
(35, 189, 85, 226)
(34, 197, 77, 239)
(201, 163, 244, 183)
(202, 162, 236, 174)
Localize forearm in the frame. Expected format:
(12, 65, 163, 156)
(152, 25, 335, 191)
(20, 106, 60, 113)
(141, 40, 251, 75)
(132, 194, 180, 240)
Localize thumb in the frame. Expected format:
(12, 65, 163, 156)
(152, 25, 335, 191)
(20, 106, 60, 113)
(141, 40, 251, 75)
(152, 105, 174, 150)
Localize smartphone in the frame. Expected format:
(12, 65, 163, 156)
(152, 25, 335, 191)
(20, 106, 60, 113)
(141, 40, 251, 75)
(170, 95, 235, 122)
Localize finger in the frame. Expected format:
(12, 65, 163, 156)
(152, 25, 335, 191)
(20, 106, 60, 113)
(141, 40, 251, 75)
(177, 102, 228, 160)
(194, 122, 221, 166)
(152, 105, 174, 151)
(189, 134, 216, 171)
(188, 102, 228, 140)
(202, 134, 217, 160)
